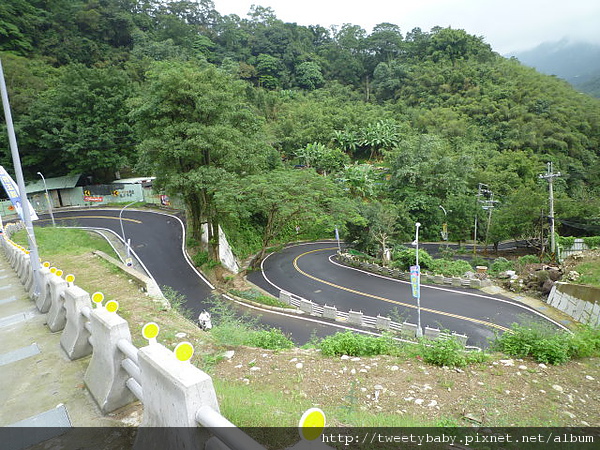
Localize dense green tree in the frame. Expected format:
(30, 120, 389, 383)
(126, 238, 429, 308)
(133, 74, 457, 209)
(216, 168, 359, 264)
(130, 61, 274, 260)
(17, 63, 136, 180)
(295, 61, 324, 90)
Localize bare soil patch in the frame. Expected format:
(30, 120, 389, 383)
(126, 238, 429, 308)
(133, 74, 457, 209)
(212, 347, 600, 427)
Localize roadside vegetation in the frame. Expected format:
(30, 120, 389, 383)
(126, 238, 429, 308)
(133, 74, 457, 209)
(9, 227, 600, 427)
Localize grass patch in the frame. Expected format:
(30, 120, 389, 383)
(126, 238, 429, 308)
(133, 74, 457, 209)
(574, 261, 600, 287)
(207, 298, 294, 350)
(12, 227, 117, 258)
(229, 289, 290, 308)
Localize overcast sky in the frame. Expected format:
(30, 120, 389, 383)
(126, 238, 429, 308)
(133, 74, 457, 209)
(211, 0, 600, 54)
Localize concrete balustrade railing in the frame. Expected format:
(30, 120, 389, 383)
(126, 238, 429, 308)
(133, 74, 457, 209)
(0, 226, 265, 450)
(278, 288, 470, 346)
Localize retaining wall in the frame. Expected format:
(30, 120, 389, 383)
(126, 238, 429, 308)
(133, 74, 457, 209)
(547, 282, 600, 327)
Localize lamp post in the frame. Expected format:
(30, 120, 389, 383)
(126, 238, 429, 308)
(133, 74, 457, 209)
(37, 172, 56, 227)
(414, 222, 423, 338)
(119, 201, 137, 264)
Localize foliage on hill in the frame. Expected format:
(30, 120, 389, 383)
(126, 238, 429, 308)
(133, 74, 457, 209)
(1, 0, 599, 257)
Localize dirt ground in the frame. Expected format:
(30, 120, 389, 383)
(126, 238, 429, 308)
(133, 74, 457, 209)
(212, 346, 600, 427)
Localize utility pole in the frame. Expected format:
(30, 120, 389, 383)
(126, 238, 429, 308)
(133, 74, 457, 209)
(539, 162, 561, 256)
(474, 184, 488, 255)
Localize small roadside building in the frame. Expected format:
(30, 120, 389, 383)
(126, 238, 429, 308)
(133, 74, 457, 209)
(25, 174, 85, 210)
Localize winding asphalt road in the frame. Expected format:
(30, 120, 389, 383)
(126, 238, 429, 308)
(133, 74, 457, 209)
(33, 209, 564, 347)
(36, 209, 357, 344)
(248, 241, 566, 348)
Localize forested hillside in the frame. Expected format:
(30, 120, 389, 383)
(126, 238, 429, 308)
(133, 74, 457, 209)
(1, 0, 599, 259)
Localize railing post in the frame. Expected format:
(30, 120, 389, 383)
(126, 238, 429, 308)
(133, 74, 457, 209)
(46, 276, 69, 332)
(137, 343, 219, 426)
(84, 308, 137, 413)
(35, 267, 53, 312)
(60, 286, 93, 360)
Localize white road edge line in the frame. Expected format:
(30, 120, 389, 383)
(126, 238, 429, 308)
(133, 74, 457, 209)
(259, 241, 570, 333)
(327, 253, 571, 332)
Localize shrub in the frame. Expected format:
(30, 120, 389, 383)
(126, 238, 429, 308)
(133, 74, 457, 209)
(583, 236, 600, 250)
(518, 254, 541, 265)
(318, 331, 396, 357)
(391, 247, 434, 271)
(489, 257, 514, 275)
(469, 256, 488, 269)
(491, 322, 599, 365)
(428, 259, 473, 277)
(248, 328, 295, 350)
(419, 337, 487, 368)
(419, 337, 467, 367)
(568, 326, 600, 358)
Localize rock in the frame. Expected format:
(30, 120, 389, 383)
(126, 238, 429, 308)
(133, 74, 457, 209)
(566, 271, 580, 281)
(427, 400, 438, 407)
(289, 358, 298, 363)
(250, 366, 261, 372)
(222, 350, 235, 359)
(350, 369, 356, 375)
(390, 365, 399, 371)
(175, 332, 187, 339)
(538, 363, 548, 369)
(541, 279, 554, 295)
(499, 359, 515, 366)
(351, 357, 361, 362)
(563, 411, 576, 419)
(295, 363, 303, 369)
(585, 375, 595, 381)
(341, 355, 350, 360)
(552, 384, 564, 393)
(414, 399, 424, 405)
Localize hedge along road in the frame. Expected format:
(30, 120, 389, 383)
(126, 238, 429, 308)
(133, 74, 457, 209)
(247, 241, 569, 348)
(34, 209, 367, 344)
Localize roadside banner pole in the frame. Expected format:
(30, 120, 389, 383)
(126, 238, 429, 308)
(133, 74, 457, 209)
(0, 58, 42, 297)
(412, 222, 423, 338)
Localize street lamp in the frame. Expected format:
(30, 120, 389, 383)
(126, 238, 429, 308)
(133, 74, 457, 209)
(413, 222, 423, 338)
(37, 172, 56, 227)
(119, 201, 137, 265)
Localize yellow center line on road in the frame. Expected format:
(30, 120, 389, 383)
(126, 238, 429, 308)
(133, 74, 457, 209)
(293, 247, 511, 333)
(54, 215, 142, 224)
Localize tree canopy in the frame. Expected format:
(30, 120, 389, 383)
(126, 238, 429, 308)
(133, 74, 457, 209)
(1, 0, 599, 259)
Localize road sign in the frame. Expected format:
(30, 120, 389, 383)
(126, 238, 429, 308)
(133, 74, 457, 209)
(84, 196, 104, 202)
(410, 265, 420, 298)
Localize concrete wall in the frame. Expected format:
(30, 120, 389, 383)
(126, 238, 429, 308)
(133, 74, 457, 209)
(547, 282, 600, 327)
(201, 224, 240, 274)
